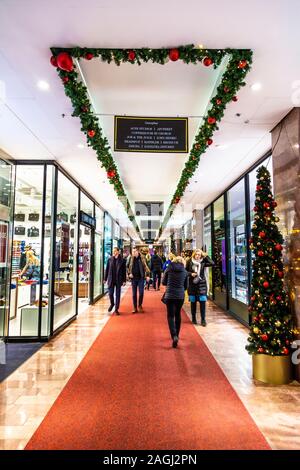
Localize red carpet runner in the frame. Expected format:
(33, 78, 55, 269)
(26, 289, 270, 450)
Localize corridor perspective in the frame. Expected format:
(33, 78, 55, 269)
(1, 0, 300, 460)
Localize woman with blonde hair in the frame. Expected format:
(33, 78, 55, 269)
(186, 249, 214, 326)
(162, 255, 188, 348)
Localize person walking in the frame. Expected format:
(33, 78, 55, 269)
(104, 247, 127, 315)
(145, 252, 152, 290)
(162, 256, 188, 348)
(163, 253, 174, 272)
(128, 247, 150, 313)
(150, 249, 163, 290)
(186, 249, 214, 326)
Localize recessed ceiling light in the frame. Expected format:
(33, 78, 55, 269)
(293, 143, 299, 149)
(251, 82, 262, 91)
(37, 80, 50, 91)
(77, 143, 85, 149)
(198, 44, 204, 49)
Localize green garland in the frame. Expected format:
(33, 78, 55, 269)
(50, 45, 253, 239)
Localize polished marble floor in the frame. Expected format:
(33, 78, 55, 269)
(0, 287, 299, 450)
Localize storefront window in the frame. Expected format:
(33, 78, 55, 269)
(94, 206, 104, 300)
(204, 206, 212, 296)
(80, 191, 94, 217)
(54, 171, 78, 330)
(113, 222, 121, 249)
(104, 213, 112, 271)
(9, 165, 45, 337)
(213, 196, 227, 309)
(227, 179, 248, 305)
(0, 159, 14, 339)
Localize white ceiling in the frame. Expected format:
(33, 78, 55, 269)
(0, 0, 299, 241)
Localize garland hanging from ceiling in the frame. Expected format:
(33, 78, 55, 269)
(50, 45, 253, 239)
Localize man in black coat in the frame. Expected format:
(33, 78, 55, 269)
(104, 247, 127, 315)
(150, 249, 163, 290)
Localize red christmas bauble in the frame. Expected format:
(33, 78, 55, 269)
(56, 52, 74, 72)
(275, 243, 282, 251)
(278, 271, 284, 278)
(238, 59, 248, 69)
(272, 201, 278, 208)
(259, 231, 266, 238)
(128, 50, 136, 61)
(276, 295, 282, 301)
(258, 347, 265, 353)
(87, 130, 96, 138)
(194, 143, 201, 150)
(251, 295, 256, 301)
(224, 86, 230, 93)
(258, 250, 264, 257)
(174, 197, 180, 204)
(253, 206, 258, 212)
(256, 185, 262, 191)
(261, 334, 268, 342)
(286, 340, 290, 346)
(62, 76, 69, 83)
(203, 56, 213, 67)
(263, 202, 270, 209)
(85, 52, 94, 60)
(283, 347, 289, 355)
(107, 170, 116, 178)
(263, 281, 269, 288)
(253, 316, 258, 322)
(207, 116, 216, 125)
(50, 55, 57, 67)
(207, 138, 213, 145)
(232, 96, 238, 102)
(82, 106, 89, 113)
(169, 48, 180, 61)
(216, 98, 222, 105)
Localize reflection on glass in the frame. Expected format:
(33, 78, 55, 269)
(204, 206, 212, 296)
(9, 166, 44, 336)
(80, 191, 93, 217)
(104, 213, 112, 277)
(0, 160, 13, 339)
(54, 172, 78, 330)
(227, 179, 248, 304)
(213, 196, 226, 308)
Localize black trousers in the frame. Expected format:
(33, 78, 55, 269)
(152, 270, 161, 289)
(191, 300, 206, 321)
(166, 299, 184, 339)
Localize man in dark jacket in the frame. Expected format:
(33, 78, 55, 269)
(104, 247, 127, 315)
(128, 247, 150, 313)
(150, 249, 163, 290)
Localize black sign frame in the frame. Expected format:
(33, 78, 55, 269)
(80, 211, 96, 228)
(114, 116, 188, 153)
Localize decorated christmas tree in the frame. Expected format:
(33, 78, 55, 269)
(246, 166, 293, 356)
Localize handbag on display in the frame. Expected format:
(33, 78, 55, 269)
(28, 212, 40, 222)
(14, 226, 26, 236)
(45, 214, 51, 224)
(58, 212, 68, 223)
(70, 214, 76, 224)
(15, 213, 25, 222)
(27, 226, 39, 238)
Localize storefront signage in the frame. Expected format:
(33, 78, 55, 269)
(80, 211, 96, 228)
(114, 116, 188, 153)
(0, 222, 8, 267)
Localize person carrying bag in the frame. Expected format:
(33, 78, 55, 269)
(186, 249, 214, 327)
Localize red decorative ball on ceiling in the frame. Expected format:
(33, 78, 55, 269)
(169, 48, 180, 61)
(261, 334, 268, 342)
(207, 116, 216, 125)
(85, 52, 94, 60)
(194, 143, 201, 150)
(82, 106, 89, 113)
(216, 98, 222, 105)
(207, 138, 213, 145)
(128, 50, 136, 61)
(232, 96, 238, 102)
(224, 86, 230, 93)
(56, 52, 74, 72)
(174, 197, 180, 204)
(203, 56, 213, 67)
(87, 130, 96, 138)
(50, 55, 57, 67)
(238, 59, 248, 69)
(263, 281, 269, 288)
(257, 250, 264, 257)
(275, 243, 282, 251)
(107, 169, 116, 178)
(62, 76, 69, 83)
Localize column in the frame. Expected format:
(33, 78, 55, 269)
(192, 209, 204, 249)
(271, 107, 300, 380)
